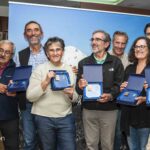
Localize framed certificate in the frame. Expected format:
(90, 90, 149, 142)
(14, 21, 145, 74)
(7, 66, 32, 92)
(145, 67, 150, 106)
(51, 70, 71, 91)
(117, 74, 145, 106)
(83, 65, 103, 101)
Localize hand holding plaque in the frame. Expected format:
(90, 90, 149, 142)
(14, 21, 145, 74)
(117, 74, 145, 106)
(7, 66, 32, 92)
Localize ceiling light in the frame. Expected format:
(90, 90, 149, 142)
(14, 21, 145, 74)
(68, 0, 124, 5)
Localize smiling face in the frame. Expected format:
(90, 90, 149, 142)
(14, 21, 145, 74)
(46, 42, 64, 66)
(134, 39, 149, 61)
(112, 35, 127, 56)
(24, 22, 43, 46)
(0, 42, 14, 66)
(91, 32, 109, 54)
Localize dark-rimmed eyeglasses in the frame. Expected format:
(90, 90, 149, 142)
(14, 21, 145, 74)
(134, 45, 147, 50)
(0, 48, 14, 56)
(90, 38, 105, 42)
(146, 33, 150, 36)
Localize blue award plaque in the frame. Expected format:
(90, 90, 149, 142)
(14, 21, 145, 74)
(83, 65, 103, 101)
(51, 70, 71, 91)
(145, 67, 150, 106)
(7, 66, 32, 92)
(117, 74, 145, 106)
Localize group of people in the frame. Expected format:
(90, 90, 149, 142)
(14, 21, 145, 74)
(0, 21, 150, 150)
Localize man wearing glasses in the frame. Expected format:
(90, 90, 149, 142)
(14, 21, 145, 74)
(0, 40, 19, 150)
(76, 30, 124, 150)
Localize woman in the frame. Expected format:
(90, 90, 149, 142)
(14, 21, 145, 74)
(120, 36, 150, 150)
(26, 37, 77, 150)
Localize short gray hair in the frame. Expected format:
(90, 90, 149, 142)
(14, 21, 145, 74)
(0, 40, 15, 53)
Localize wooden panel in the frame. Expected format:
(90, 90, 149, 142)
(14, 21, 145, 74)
(80, 2, 150, 15)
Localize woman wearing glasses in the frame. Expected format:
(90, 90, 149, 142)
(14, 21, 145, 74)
(120, 36, 150, 150)
(26, 37, 77, 150)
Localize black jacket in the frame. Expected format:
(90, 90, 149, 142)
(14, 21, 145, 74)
(76, 53, 124, 110)
(0, 59, 18, 120)
(121, 64, 150, 135)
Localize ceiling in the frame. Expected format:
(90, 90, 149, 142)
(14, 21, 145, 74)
(0, 0, 150, 10)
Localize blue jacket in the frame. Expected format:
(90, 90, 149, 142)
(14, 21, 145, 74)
(0, 59, 18, 120)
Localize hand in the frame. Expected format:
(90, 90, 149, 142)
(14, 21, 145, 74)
(97, 93, 113, 103)
(6, 91, 16, 97)
(41, 71, 55, 91)
(45, 71, 55, 84)
(78, 78, 87, 90)
(63, 86, 74, 99)
(0, 83, 7, 94)
(135, 96, 146, 105)
(120, 82, 128, 92)
(144, 81, 148, 89)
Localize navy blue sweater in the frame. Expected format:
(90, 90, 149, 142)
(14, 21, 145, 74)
(0, 59, 18, 120)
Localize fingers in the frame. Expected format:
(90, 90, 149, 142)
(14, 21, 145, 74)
(135, 96, 146, 105)
(120, 82, 128, 92)
(0, 83, 7, 93)
(97, 93, 112, 103)
(78, 78, 87, 90)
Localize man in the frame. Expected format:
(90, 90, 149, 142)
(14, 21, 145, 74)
(0, 40, 19, 150)
(144, 23, 150, 39)
(109, 31, 129, 69)
(109, 31, 129, 150)
(15, 21, 48, 150)
(76, 30, 124, 150)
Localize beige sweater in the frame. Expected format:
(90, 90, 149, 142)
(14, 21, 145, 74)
(26, 62, 78, 118)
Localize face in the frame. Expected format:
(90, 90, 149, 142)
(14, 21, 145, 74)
(113, 35, 127, 56)
(46, 42, 64, 66)
(0, 43, 13, 66)
(24, 23, 43, 46)
(91, 32, 109, 54)
(146, 27, 150, 39)
(134, 39, 148, 61)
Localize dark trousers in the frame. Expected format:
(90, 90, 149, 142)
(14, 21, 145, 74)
(0, 119, 19, 150)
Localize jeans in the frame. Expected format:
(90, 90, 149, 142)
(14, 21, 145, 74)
(127, 126, 150, 150)
(21, 102, 37, 150)
(0, 119, 19, 150)
(34, 113, 76, 150)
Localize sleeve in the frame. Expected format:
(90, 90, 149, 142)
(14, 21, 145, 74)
(75, 60, 84, 95)
(110, 59, 124, 99)
(26, 65, 46, 102)
(67, 66, 79, 102)
(13, 53, 20, 67)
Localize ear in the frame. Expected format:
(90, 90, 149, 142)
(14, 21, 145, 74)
(104, 41, 110, 49)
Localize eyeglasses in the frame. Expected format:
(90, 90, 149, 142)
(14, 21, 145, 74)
(0, 48, 13, 56)
(90, 38, 105, 42)
(134, 45, 147, 50)
(146, 33, 150, 36)
(47, 48, 62, 53)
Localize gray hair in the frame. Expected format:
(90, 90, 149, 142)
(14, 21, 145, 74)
(0, 40, 15, 53)
(92, 30, 111, 43)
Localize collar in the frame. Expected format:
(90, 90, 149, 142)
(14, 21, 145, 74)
(29, 45, 43, 54)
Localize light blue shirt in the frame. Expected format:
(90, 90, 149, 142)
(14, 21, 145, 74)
(14, 47, 48, 71)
